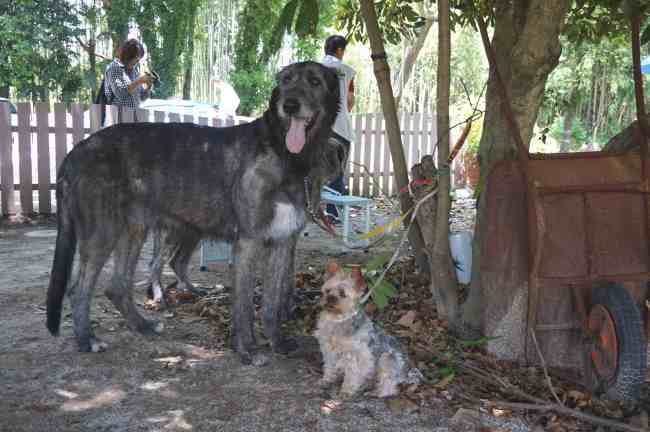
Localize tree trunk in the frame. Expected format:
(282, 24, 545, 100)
(460, 0, 570, 353)
(182, 6, 198, 100)
(394, 15, 435, 109)
(88, 40, 98, 99)
(429, 0, 458, 323)
(359, 0, 430, 276)
(560, 89, 577, 152)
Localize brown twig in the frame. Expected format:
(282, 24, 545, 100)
(529, 328, 563, 406)
(75, 36, 112, 61)
(485, 400, 647, 432)
(459, 363, 646, 432)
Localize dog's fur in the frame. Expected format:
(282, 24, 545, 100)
(315, 262, 420, 398)
(47, 61, 341, 364)
(146, 135, 350, 309)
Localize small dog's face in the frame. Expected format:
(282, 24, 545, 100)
(320, 262, 366, 316)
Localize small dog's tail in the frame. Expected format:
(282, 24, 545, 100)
(46, 181, 77, 336)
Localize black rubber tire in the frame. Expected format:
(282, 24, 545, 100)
(587, 282, 647, 402)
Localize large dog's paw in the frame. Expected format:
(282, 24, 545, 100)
(78, 336, 108, 353)
(236, 348, 270, 367)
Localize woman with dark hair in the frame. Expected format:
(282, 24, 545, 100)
(103, 38, 153, 109)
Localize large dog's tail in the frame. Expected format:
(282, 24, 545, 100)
(46, 181, 77, 336)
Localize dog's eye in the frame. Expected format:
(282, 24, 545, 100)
(338, 289, 346, 298)
(309, 77, 321, 87)
(282, 75, 292, 85)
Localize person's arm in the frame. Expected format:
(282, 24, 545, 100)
(127, 77, 150, 94)
(107, 63, 151, 99)
(347, 79, 355, 112)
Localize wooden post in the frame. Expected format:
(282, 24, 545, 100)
(17, 103, 32, 214)
(0, 102, 15, 215)
(359, 0, 429, 274)
(54, 104, 67, 174)
(35, 102, 51, 213)
(352, 114, 362, 196)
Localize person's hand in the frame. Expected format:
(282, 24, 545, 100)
(139, 74, 154, 87)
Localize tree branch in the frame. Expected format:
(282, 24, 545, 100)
(459, 363, 646, 432)
(75, 36, 111, 61)
(529, 328, 563, 406)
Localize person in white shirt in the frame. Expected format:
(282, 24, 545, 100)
(211, 66, 240, 121)
(321, 35, 356, 222)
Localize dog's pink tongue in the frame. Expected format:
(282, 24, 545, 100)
(286, 118, 307, 153)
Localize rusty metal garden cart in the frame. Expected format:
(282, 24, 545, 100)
(478, 14, 650, 400)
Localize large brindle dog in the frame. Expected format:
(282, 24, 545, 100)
(47, 61, 342, 364)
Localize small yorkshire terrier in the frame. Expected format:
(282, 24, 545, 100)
(315, 261, 420, 398)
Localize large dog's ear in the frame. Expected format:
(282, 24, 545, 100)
(269, 86, 281, 112)
(323, 66, 341, 120)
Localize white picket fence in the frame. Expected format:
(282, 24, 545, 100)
(0, 103, 438, 215)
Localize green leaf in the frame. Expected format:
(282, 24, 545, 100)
(641, 23, 650, 46)
(375, 279, 398, 298)
(365, 254, 390, 272)
(294, 0, 319, 37)
(371, 289, 389, 309)
(438, 366, 456, 378)
(263, 0, 299, 61)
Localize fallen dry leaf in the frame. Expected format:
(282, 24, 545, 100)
(386, 397, 419, 415)
(397, 310, 417, 327)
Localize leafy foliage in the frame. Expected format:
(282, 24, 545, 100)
(359, 254, 399, 310)
(0, 0, 83, 101)
(104, 0, 138, 50)
(539, 32, 637, 150)
(232, 0, 336, 115)
(295, 0, 319, 37)
(137, 0, 203, 99)
(336, 0, 427, 44)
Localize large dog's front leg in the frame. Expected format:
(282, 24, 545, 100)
(262, 235, 299, 355)
(279, 236, 297, 322)
(231, 238, 262, 365)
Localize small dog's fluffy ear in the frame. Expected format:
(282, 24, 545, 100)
(350, 264, 367, 291)
(324, 260, 340, 281)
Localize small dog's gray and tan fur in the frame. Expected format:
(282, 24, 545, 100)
(47, 61, 343, 364)
(315, 262, 420, 398)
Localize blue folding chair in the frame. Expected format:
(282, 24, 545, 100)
(320, 186, 372, 246)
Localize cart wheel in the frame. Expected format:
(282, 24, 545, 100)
(586, 282, 647, 402)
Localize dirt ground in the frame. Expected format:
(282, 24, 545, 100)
(1, 204, 495, 432)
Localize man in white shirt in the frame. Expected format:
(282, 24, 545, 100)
(321, 35, 356, 222)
